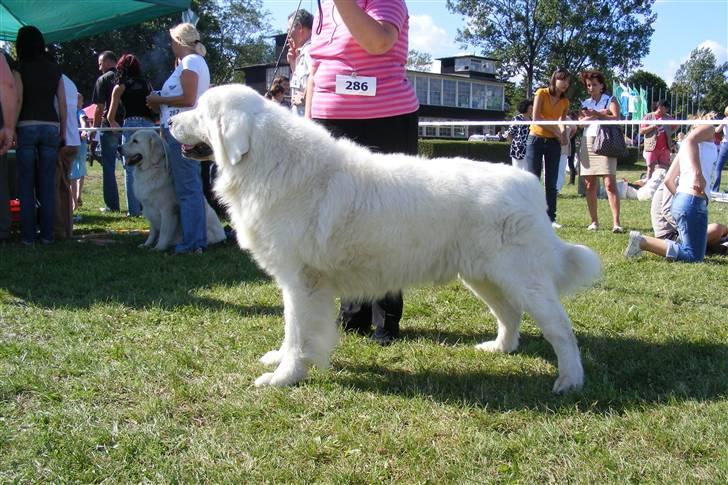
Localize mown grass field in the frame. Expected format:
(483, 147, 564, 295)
(1, 162, 727, 483)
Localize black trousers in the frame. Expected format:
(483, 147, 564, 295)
(315, 111, 419, 337)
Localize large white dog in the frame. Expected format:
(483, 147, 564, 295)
(119, 129, 227, 251)
(169, 85, 601, 393)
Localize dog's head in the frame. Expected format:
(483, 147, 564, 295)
(119, 129, 166, 170)
(169, 84, 264, 168)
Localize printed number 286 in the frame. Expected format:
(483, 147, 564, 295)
(345, 81, 368, 91)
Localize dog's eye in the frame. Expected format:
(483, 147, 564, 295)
(132, 140, 138, 143)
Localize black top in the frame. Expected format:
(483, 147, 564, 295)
(16, 59, 63, 123)
(91, 68, 124, 125)
(120, 77, 153, 119)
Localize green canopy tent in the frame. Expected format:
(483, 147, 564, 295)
(0, 0, 190, 43)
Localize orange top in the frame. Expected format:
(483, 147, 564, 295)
(530, 87, 569, 139)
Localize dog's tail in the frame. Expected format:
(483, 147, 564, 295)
(556, 243, 602, 296)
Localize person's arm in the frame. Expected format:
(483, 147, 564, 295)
(13, 71, 22, 125)
(147, 70, 198, 108)
(663, 152, 681, 195)
(332, 0, 399, 54)
(680, 125, 716, 194)
(56, 78, 67, 145)
(0, 56, 17, 154)
(304, 63, 317, 119)
(639, 114, 657, 135)
(107, 84, 125, 129)
(531, 92, 562, 138)
(598, 97, 621, 120)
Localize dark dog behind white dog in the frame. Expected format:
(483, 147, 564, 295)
(119, 129, 226, 251)
(169, 85, 602, 393)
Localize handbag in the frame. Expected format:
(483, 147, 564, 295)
(592, 95, 627, 158)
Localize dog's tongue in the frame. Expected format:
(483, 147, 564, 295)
(182, 144, 195, 151)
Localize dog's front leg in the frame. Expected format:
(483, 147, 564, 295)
(153, 209, 180, 251)
(141, 225, 159, 248)
(255, 283, 337, 387)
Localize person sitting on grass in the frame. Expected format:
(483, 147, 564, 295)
(651, 182, 728, 255)
(625, 113, 720, 262)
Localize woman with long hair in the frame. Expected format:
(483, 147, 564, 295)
(108, 53, 155, 217)
(12, 25, 66, 245)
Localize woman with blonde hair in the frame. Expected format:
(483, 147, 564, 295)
(625, 113, 720, 262)
(147, 23, 210, 254)
(578, 70, 623, 233)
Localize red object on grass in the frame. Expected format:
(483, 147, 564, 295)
(9, 199, 20, 224)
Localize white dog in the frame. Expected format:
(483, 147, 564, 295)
(169, 85, 601, 393)
(119, 129, 227, 251)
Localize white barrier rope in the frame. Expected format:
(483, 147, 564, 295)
(419, 119, 728, 127)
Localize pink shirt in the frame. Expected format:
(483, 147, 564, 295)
(309, 0, 419, 120)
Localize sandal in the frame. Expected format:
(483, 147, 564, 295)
(612, 225, 624, 234)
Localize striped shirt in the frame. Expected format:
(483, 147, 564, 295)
(309, 0, 419, 120)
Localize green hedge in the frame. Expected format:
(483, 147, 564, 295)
(417, 139, 640, 166)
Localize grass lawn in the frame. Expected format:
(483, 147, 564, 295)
(1, 161, 727, 483)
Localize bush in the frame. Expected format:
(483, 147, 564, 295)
(417, 140, 640, 166)
(418, 140, 510, 163)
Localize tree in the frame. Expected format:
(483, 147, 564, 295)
(407, 50, 433, 72)
(671, 47, 728, 114)
(446, 0, 656, 96)
(626, 70, 667, 95)
(48, 0, 273, 99)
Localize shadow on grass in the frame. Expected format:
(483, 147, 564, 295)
(331, 333, 728, 412)
(0, 237, 275, 314)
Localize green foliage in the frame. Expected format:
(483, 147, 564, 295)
(446, 0, 657, 96)
(406, 50, 433, 72)
(626, 70, 668, 97)
(418, 139, 639, 165)
(672, 47, 728, 114)
(47, 0, 273, 99)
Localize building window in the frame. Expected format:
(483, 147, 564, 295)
(486, 85, 504, 110)
(439, 125, 452, 137)
(443, 79, 456, 107)
(415, 76, 428, 105)
(471, 83, 485, 110)
(454, 125, 466, 138)
(425, 126, 437, 137)
(457, 81, 471, 108)
(429, 78, 442, 106)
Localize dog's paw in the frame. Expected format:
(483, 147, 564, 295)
(254, 372, 275, 387)
(552, 372, 584, 394)
(475, 339, 516, 353)
(259, 350, 282, 366)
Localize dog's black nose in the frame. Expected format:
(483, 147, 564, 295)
(167, 119, 173, 128)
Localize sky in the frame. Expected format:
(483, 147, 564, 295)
(260, 0, 728, 85)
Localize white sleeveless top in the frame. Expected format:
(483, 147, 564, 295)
(581, 94, 612, 137)
(676, 141, 718, 199)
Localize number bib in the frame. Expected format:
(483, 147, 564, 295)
(335, 74, 376, 96)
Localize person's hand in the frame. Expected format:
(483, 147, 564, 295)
(291, 91, 304, 106)
(286, 40, 297, 67)
(694, 173, 706, 195)
(559, 132, 569, 145)
(0, 127, 14, 155)
(146, 93, 162, 108)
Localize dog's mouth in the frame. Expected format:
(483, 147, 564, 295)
(126, 153, 143, 166)
(181, 142, 213, 160)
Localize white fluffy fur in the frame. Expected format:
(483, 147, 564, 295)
(119, 129, 227, 251)
(169, 85, 602, 393)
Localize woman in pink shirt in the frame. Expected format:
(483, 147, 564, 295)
(305, 0, 419, 345)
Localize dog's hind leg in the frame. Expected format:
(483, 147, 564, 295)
(154, 209, 181, 251)
(461, 277, 522, 353)
(521, 287, 584, 393)
(255, 284, 337, 387)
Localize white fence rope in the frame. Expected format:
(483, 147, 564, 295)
(419, 119, 728, 127)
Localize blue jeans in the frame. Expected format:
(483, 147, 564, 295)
(101, 131, 121, 211)
(665, 192, 708, 262)
(712, 142, 728, 193)
(162, 127, 207, 252)
(16, 124, 59, 242)
(525, 135, 561, 221)
(122, 118, 155, 216)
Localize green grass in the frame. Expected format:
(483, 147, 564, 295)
(1, 163, 727, 483)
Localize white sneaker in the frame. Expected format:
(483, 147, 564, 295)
(587, 222, 598, 231)
(624, 231, 643, 258)
(551, 221, 563, 229)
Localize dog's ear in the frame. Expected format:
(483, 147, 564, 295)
(210, 116, 250, 166)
